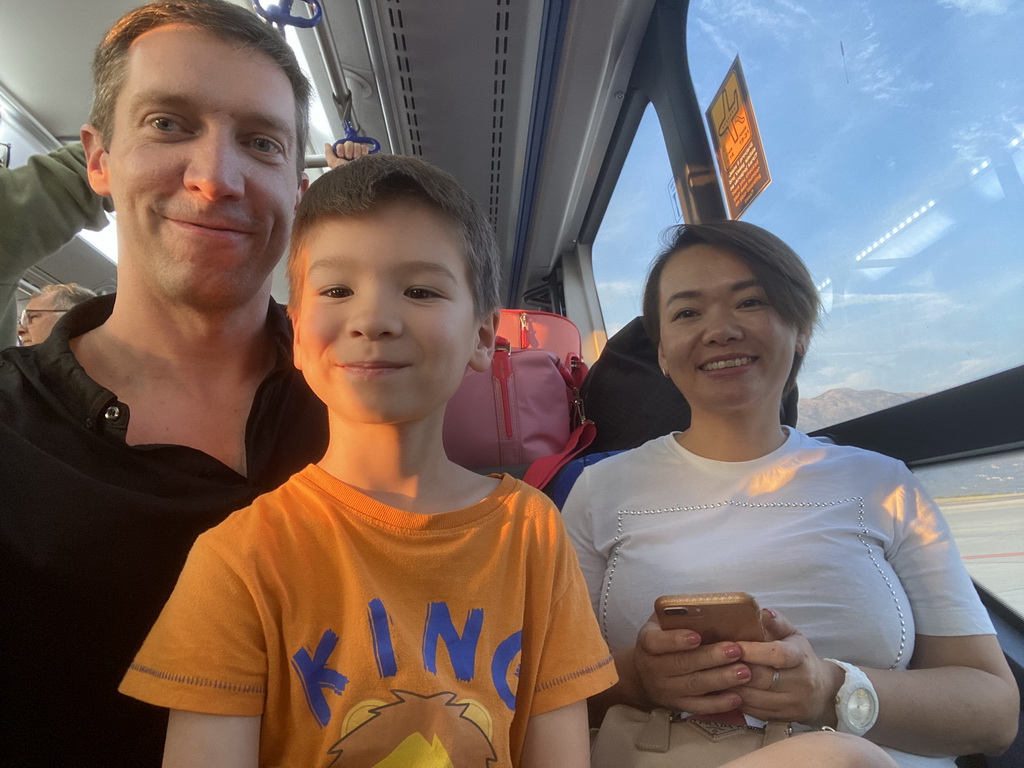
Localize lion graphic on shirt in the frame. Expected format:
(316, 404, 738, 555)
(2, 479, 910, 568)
(327, 689, 498, 767)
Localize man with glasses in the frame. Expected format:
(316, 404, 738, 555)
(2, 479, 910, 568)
(16, 283, 96, 346)
(0, 143, 113, 347)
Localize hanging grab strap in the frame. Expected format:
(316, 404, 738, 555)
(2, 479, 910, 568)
(251, 0, 323, 29)
(251, 0, 382, 158)
(333, 120, 382, 156)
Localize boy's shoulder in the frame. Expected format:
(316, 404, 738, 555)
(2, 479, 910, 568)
(481, 473, 561, 513)
(201, 465, 324, 543)
(426, 473, 564, 531)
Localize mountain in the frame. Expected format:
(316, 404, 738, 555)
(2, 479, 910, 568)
(797, 388, 926, 434)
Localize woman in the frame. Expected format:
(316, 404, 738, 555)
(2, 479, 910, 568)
(563, 221, 1018, 766)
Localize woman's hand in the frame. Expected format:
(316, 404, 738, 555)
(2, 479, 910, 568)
(325, 140, 372, 169)
(735, 612, 1018, 756)
(732, 609, 842, 726)
(630, 615, 758, 714)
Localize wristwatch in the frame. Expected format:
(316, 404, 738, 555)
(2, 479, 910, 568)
(824, 659, 878, 736)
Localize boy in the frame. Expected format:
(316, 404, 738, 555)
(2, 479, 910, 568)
(118, 154, 618, 766)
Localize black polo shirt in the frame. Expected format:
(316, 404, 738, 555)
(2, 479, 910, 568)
(0, 294, 328, 766)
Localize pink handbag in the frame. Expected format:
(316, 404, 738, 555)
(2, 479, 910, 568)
(497, 309, 583, 363)
(442, 334, 595, 487)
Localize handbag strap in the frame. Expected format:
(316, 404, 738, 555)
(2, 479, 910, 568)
(521, 420, 596, 490)
(762, 721, 792, 744)
(636, 708, 673, 753)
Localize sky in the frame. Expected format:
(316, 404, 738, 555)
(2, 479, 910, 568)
(591, 0, 1024, 400)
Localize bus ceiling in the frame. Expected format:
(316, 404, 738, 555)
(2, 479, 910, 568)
(296, 0, 662, 309)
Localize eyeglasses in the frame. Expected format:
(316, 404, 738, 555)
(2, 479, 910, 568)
(18, 308, 68, 327)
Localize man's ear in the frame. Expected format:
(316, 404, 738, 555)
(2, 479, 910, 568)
(468, 310, 501, 373)
(80, 124, 112, 197)
(295, 172, 310, 210)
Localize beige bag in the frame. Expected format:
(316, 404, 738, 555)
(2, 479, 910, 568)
(591, 706, 792, 768)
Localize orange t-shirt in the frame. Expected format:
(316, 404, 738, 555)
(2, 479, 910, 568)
(120, 467, 616, 766)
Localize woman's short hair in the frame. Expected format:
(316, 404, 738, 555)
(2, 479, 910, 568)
(641, 219, 820, 396)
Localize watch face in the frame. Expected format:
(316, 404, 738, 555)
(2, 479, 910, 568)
(848, 687, 878, 729)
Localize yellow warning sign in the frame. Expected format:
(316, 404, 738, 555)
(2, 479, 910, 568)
(706, 57, 770, 219)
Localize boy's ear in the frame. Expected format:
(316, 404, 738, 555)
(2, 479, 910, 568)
(467, 310, 501, 373)
(295, 172, 310, 210)
(291, 311, 303, 371)
(80, 124, 112, 197)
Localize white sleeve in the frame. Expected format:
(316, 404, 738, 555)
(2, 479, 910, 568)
(561, 469, 606, 619)
(887, 464, 994, 637)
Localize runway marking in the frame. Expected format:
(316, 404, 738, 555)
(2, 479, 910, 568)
(962, 552, 1024, 560)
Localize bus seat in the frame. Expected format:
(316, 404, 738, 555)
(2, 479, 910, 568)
(547, 450, 621, 509)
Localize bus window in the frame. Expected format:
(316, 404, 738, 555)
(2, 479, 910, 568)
(686, 1, 1024, 423)
(682, 1, 1024, 617)
(591, 2, 1023, 617)
(591, 103, 679, 338)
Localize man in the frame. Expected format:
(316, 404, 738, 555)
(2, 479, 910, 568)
(0, 1, 328, 764)
(0, 143, 113, 347)
(17, 282, 97, 345)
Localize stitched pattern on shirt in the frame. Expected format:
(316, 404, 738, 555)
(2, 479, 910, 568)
(534, 653, 614, 693)
(129, 663, 266, 695)
(604, 497, 907, 670)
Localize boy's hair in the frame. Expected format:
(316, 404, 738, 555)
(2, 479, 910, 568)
(288, 155, 502, 317)
(641, 219, 820, 397)
(90, 0, 311, 175)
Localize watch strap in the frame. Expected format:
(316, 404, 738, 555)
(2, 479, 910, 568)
(824, 658, 879, 736)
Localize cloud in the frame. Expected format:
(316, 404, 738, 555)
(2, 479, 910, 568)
(841, 12, 934, 105)
(937, 0, 1011, 15)
(948, 356, 1006, 381)
(831, 290, 961, 325)
(593, 280, 643, 335)
(950, 107, 1024, 163)
(594, 190, 647, 242)
(698, 0, 815, 42)
(693, 18, 737, 61)
(813, 367, 881, 391)
(856, 57, 933, 105)
(596, 279, 642, 299)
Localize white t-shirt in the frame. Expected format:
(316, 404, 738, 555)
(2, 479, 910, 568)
(563, 428, 994, 768)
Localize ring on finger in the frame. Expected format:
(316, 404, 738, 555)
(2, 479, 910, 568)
(768, 668, 780, 690)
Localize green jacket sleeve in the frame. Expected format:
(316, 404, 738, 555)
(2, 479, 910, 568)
(0, 142, 113, 347)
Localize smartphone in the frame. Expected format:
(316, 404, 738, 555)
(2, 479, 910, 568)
(654, 592, 764, 644)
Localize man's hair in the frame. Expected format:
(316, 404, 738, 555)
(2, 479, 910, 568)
(288, 155, 502, 318)
(90, 0, 311, 173)
(35, 283, 98, 310)
(641, 219, 820, 397)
